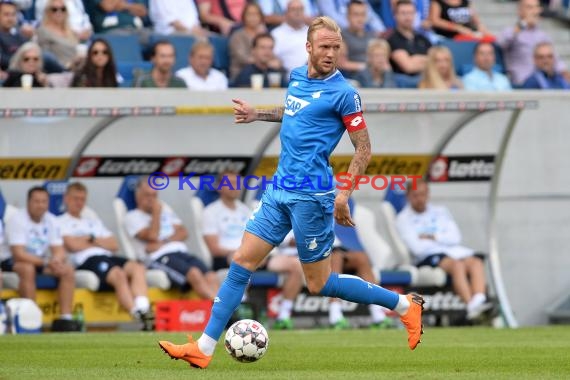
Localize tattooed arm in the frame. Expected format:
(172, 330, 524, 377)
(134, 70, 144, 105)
(233, 98, 284, 123)
(334, 128, 372, 226)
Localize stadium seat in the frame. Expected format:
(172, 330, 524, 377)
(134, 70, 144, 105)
(113, 176, 171, 290)
(149, 34, 196, 72)
(438, 39, 505, 76)
(208, 35, 230, 73)
(93, 34, 144, 63)
(116, 61, 153, 86)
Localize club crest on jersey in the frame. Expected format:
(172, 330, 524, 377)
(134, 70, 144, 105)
(284, 94, 310, 116)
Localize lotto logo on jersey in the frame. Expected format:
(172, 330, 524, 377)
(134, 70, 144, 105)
(284, 95, 310, 116)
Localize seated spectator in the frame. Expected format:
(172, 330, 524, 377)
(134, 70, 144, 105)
(228, 3, 268, 80)
(196, 0, 247, 36)
(83, 0, 148, 34)
(2, 42, 48, 87)
(316, 0, 385, 35)
(35, 0, 93, 41)
(0, 187, 76, 330)
(396, 179, 491, 320)
(258, 0, 317, 29)
(133, 40, 187, 88)
(202, 173, 304, 329)
(429, 0, 492, 40)
(71, 38, 118, 87)
(463, 42, 512, 91)
(497, 0, 568, 87)
(418, 45, 462, 89)
(125, 180, 219, 300)
(387, 0, 431, 87)
(328, 239, 392, 329)
(231, 33, 287, 88)
(175, 39, 228, 90)
(59, 182, 154, 331)
(353, 38, 396, 88)
(522, 42, 570, 89)
(271, 0, 309, 76)
(338, 0, 376, 78)
(36, 0, 81, 70)
(149, 0, 208, 37)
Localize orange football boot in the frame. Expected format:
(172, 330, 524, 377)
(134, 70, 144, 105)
(399, 293, 425, 350)
(158, 336, 212, 369)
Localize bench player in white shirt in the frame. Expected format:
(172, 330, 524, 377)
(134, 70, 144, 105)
(58, 182, 154, 331)
(0, 187, 75, 325)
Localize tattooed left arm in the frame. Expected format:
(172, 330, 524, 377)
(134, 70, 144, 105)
(340, 128, 372, 198)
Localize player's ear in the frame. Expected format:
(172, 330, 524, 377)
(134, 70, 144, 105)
(305, 40, 311, 54)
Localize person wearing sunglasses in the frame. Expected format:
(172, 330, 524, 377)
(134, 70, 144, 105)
(37, 0, 82, 70)
(71, 38, 118, 87)
(35, 0, 93, 42)
(2, 41, 48, 87)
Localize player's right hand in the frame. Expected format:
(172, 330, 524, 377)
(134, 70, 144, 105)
(232, 98, 256, 123)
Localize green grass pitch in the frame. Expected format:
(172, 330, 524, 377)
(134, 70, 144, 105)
(1, 326, 569, 380)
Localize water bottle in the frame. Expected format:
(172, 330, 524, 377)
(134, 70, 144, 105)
(73, 305, 86, 332)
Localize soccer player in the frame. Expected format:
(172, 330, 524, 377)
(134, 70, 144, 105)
(159, 16, 424, 369)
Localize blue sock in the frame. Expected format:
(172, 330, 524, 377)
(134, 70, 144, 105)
(319, 272, 399, 310)
(204, 262, 252, 340)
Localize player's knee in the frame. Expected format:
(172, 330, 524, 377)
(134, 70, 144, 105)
(306, 278, 327, 295)
(232, 250, 258, 272)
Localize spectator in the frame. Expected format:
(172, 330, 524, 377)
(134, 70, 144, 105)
(316, 0, 385, 34)
(202, 173, 304, 330)
(0, 187, 76, 330)
(353, 38, 396, 88)
(396, 179, 491, 321)
(228, 2, 268, 80)
(418, 45, 462, 89)
(71, 38, 118, 87)
(36, 0, 81, 70)
(196, 0, 248, 36)
(522, 42, 570, 89)
(258, 0, 317, 29)
(2, 42, 48, 87)
(338, 0, 376, 78)
(58, 182, 154, 331)
(83, 0, 148, 34)
(175, 39, 228, 90)
(35, 0, 93, 41)
(497, 0, 568, 87)
(125, 180, 219, 300)
(271, 0, 309, 76)
(387, 0, 431, 87)
(429, 0, 491, 40)
(328, 240, 392, 329)
(1, 0, 28, 77)
(463, 42, 512, 91)
(149, 0, 208, 37)
(231, 33, 287, 88)
(133, 40, 187, 88)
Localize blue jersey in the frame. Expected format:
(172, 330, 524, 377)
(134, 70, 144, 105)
(274, 66, 367, 193)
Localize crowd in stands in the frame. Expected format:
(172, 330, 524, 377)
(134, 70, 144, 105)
(0, 0, 569, 90)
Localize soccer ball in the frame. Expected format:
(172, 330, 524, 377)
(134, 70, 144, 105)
(224, 319, 269, 363)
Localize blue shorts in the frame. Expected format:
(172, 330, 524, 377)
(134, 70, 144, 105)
(77, 255, 128, 291)
(246, 186, 335, 263)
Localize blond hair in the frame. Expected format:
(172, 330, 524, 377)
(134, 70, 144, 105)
(42, 0, 77, 42)
(367, 38, 391, 63)
(419, 46, 461, 90)
(307, 16, 341, 43)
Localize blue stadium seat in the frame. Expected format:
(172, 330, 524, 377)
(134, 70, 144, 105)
(93, 34, 144, 63)
(384, 181, 408, 214)
(116, 175, 141, 211)
(117, 61, 152, 85)
(334, 198, 366, 251)
(438, 39, 505, 76)
(43, 180, 68, 216)
(0, 188, 6, 221)
(149, 34, 196, 72)
(195, 188, 220, 207)
(208, 35, 229, 73)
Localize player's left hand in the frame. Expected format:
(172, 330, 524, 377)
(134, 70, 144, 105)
(334, 193, 355, 227)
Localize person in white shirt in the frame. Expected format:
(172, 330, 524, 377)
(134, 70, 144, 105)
(396, 179, 490, 320)
(149, 0, 208, 36)
(270, 0, 309, 76)
(1, 187, 75, 326)
(125, 180, 218, 300)
(175, 40, 228, 91)
(58, 182, 154, 331)
(202, 172, 304, 329)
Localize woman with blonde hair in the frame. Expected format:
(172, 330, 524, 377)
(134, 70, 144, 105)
(418, 45, 462, 89)
(354, 38, 396, 88)
(36, 0, 81, 69)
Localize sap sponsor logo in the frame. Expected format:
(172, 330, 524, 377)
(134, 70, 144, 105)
(179, 310, 208, 324)
(353, 93, 362, 112)
(284, 95, 310, 116)
(422, 291, 465, 311)
(293, 293, 358, 313)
